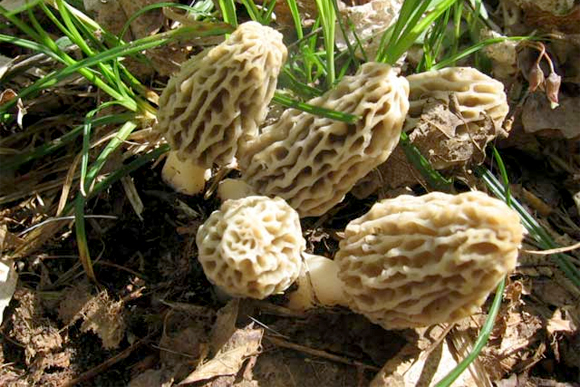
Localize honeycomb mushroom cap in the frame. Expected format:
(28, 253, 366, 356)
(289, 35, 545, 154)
(405, 66, 508, 131)
(156, 21, 287, 169)
(196, 196, 304, 299)
(335, 191, 525, 329)
(240, 62, 409, 217)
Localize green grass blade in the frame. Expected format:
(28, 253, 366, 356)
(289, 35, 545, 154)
(477, 167, 580, 289)
(241, 0, 261, 22)
(272, 93, 358, 123)
(434, 278, 506, 387)
(218, 0, 238, 27)
(285, 0, 304, 39)
(491, 146, 511, 206)
(0, 34, 64, 62)
(74, 193, 96, 281)
(399, 131, 453, 190)
(88, 145, 170, 200)
(0, 24, 234, 115)
(83, 121, 138, 193)
(432, 36, 530, 70)
(0, 113, 135, 172)
(314, 0, 336, 85)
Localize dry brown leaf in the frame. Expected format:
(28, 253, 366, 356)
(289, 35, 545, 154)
(179, 324, 263, 385)
(0, 224, 24, 254)
(0, 258, 17, 325)
(209, 299, 240, 355)
(10, 289, 63, 364)
(79, 292, 125, 349)
(522, 93, 580, 139)
(546, 309, 575, 335)
(58, 284, 125, 349)
(57, 281, 93, 324)
(371, 325, 482, 387)
(159, 309, 210, 368)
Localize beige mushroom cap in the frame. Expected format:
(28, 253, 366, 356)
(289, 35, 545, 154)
(405, 66, 509, 131)
(241, 62, 410, 217)
(156, 22, 287, 194)
(196, 196, 304, 299)
(335, 191, 525, 329)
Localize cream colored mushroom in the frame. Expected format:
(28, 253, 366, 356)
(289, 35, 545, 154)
(335, 191, 525, 329)
(405, 66, 509, 131)
(196, 196, 304, 299)
(156, 21, 287, 194)
(240, 62, 409, 217)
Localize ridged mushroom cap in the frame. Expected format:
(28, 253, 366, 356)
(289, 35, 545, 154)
(241, 62, 409, 217)
(157, 21, 287, 168)
(335, 191, 525, 329)
(196, 196, 304, 299)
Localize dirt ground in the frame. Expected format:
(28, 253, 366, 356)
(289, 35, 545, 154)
(1, 0, 579, 386)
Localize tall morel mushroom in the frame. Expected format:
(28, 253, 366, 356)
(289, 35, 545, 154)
(156, 21, 287, 194)
(335, 191, 525, 329)
(240, 62, 409, 217)
(196, 196, 304, 299)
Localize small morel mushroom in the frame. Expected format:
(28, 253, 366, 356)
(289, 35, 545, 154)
(240, 62, 409, 217)
(405, 66, 509, 130)
(156, 21, 287, 194)
(335, 191, 526, 329)
(196, 196, 304, 299)
(352, 66, 510, 197)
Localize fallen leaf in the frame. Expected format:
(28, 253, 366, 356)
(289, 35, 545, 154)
(58, 284, 125, 349)
(179, 324, 263, 385)
(546, 309, 575, 335)
(210, 299, 240, 355)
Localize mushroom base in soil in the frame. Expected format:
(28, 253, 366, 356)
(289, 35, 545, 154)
(161, 151, 209, 195)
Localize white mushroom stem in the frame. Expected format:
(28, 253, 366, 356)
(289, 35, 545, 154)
(287, 252, 348, 311)
(161, 151, 209, 195)
(217, 178, 256, 201)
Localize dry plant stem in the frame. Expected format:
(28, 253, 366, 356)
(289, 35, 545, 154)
(265, 335, 380, 372)
(161, 150, 208, 195)
(62, 331, 157, 387)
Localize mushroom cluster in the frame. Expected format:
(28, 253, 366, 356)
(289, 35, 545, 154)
(156, 21, 287, 194)
(195, 191, 525, 329)
(155, 26, 526, 330)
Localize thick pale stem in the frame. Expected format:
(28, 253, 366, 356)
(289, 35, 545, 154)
(161, 151, 208, 195)
(217, 178, 256, 201)
(287, 252, 348, 310)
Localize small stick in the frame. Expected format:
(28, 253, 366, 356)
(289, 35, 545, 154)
(61, 331, 157, 387)
(264, 334, 380, 372)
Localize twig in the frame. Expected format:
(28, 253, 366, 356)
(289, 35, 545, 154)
(264, 334, 380, 371)
(524, 241, 580, 255)
(61, 331, 157, 387)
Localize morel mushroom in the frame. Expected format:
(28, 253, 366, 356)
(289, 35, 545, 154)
(156, 21, 287, 194)
(352, 66, 510, 197)
(240, 62, 409, 217)
(196, 196, 304, 299)
(335, 191, 525, 329)
(405, 66, 509, 130)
